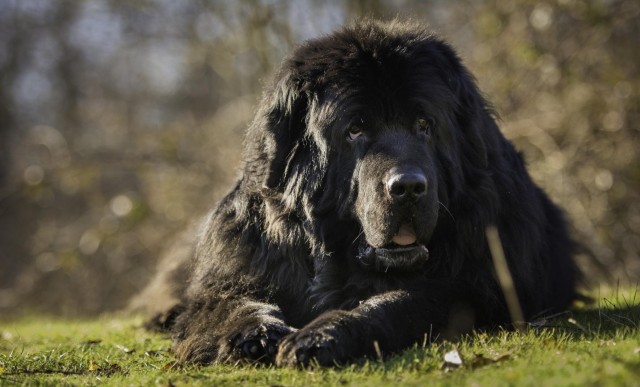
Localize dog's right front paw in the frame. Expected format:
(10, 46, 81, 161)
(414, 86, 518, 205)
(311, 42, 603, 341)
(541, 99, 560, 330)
(174, 322, 295, 365)
(218, 322, 295, 364)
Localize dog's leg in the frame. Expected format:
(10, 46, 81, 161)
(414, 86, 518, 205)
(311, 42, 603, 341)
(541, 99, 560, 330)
(276, 288, 461, 367)
(172, 288, 295, 365)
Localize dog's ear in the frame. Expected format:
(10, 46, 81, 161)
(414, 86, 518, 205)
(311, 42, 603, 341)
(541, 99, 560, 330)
(244, 69, 308, 191)
(432, 41, 491, 168)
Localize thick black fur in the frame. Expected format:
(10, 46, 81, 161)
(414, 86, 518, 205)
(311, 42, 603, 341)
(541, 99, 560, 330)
(167, 21, 579, 367)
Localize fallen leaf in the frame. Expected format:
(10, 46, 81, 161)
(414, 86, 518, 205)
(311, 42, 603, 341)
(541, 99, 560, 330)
(469, 352, 512, 369)
(115, 344, 135, 353)
(469, 354, 492, 368)
(442, 349, 463, 370)
(162, 361, 182, 371)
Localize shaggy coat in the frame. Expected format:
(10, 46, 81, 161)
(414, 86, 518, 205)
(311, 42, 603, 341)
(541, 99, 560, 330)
(162, 21, 578, 367)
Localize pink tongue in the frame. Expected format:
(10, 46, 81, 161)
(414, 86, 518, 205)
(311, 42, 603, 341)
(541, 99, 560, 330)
(392, 223, 417, 246)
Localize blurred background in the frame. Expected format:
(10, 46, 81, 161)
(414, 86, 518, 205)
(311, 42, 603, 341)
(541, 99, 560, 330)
(0, 0, 638, 316)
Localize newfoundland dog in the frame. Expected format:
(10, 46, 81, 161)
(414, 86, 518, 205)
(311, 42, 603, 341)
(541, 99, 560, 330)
(149, 20, 579, 367)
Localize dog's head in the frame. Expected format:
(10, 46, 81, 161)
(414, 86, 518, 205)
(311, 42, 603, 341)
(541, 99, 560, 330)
(244, 21, 496, 271)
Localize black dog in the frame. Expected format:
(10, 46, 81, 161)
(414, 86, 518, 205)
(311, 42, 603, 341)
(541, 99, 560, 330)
(157, 20, 579, 367)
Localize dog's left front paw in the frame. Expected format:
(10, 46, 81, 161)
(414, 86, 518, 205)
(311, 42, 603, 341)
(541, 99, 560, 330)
(276, 327, 347, 367)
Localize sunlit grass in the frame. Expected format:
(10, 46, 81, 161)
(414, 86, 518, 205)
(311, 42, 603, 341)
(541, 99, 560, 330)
(1, 286, 638, 386)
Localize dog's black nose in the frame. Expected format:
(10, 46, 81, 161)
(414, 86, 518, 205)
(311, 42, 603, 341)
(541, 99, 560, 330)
(386, 169, 427, 201)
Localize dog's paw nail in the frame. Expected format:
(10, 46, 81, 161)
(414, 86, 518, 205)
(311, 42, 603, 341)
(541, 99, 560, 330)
(242, 340, 262, 357)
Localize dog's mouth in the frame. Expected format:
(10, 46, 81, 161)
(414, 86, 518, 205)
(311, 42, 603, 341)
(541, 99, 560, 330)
(357, 223, 429, 272)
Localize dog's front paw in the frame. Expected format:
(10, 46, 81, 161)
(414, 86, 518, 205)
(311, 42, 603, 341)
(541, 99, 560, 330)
(219, 322, 295, 364)
(276, 325, 348, 367)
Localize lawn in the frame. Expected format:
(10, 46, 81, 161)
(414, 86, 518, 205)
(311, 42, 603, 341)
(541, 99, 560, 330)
(1, 286, 638, 386)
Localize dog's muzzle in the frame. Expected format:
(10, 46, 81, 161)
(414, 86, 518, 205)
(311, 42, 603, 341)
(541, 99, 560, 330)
(357, 243, 429, 272)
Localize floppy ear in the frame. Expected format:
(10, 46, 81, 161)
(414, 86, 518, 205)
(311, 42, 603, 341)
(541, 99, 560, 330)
(433, 41, 491, 168)
(243, 70, 308, 191)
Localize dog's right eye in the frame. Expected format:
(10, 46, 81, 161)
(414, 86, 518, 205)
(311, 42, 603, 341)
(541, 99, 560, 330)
(416, 117, 435, 137)
(347, 125, 363, 141)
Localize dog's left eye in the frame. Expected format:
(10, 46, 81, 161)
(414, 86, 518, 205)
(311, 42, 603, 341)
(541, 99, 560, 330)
(347, 125, 364, 141)
(416, 117, 435, 137)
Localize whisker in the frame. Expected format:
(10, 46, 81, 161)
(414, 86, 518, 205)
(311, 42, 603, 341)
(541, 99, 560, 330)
(438, 201, 455, 222)
(352, 228, 365, 245)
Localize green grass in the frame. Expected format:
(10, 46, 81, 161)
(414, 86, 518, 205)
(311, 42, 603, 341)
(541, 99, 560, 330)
(1, 287, 639, 386)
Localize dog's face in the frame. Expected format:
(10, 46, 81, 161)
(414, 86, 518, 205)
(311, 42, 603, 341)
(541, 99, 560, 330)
(249, 23, 489, 271)
(309, 74, 447, 270)
(348, 110, 440, 270)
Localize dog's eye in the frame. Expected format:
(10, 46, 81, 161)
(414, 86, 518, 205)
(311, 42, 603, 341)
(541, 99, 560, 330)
(417, 117, 435, 137)
(347, 125, 363, 141)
